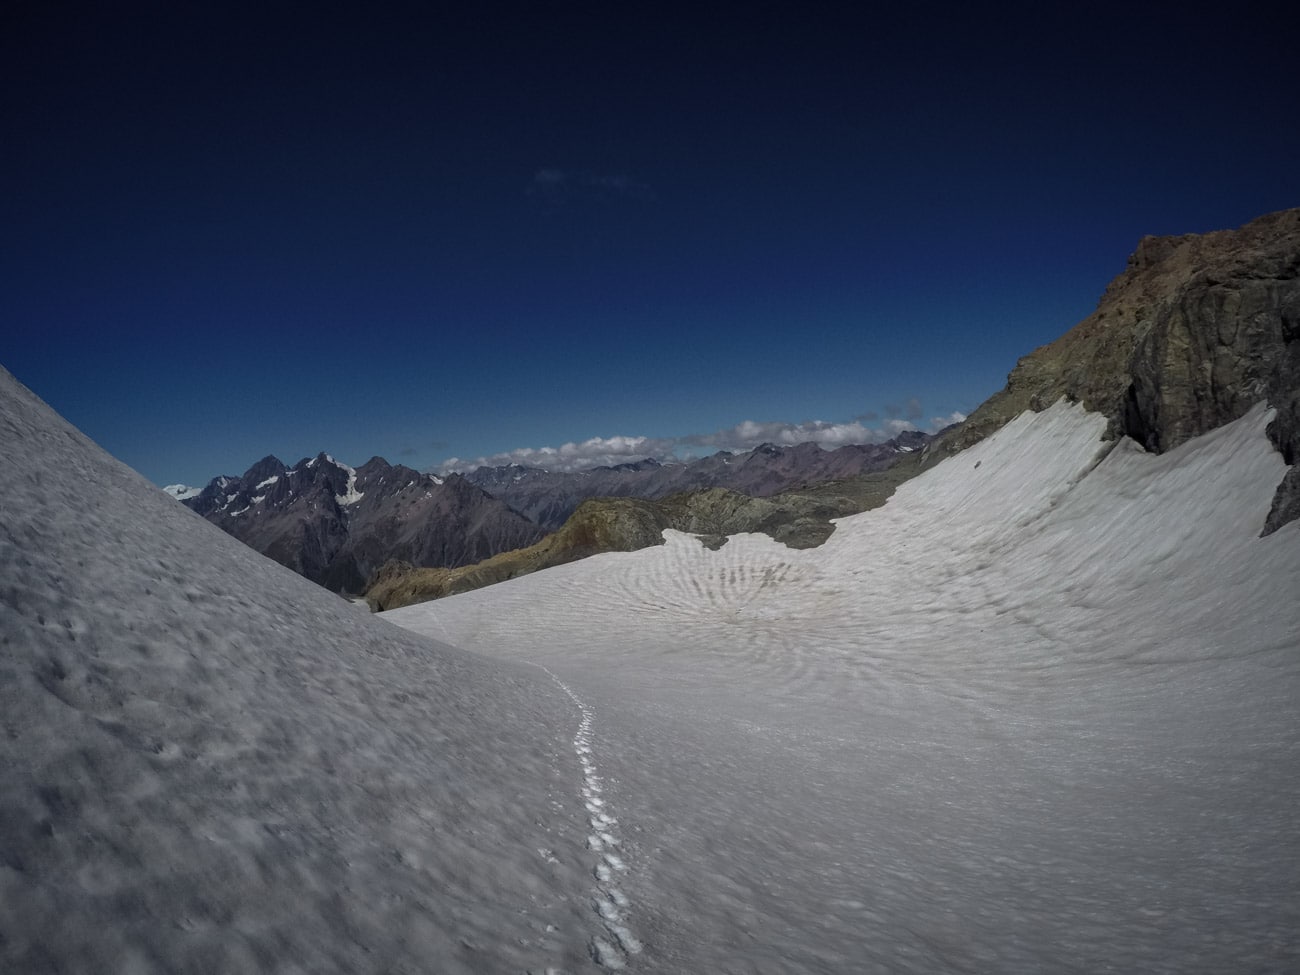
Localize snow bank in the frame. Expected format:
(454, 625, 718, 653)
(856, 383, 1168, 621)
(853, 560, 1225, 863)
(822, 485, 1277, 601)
(0, 366, 598, 974)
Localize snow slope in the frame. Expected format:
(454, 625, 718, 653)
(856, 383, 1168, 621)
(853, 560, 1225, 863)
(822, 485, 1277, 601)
(386, 399, 1300, 973)
(0, 366, 604, 973)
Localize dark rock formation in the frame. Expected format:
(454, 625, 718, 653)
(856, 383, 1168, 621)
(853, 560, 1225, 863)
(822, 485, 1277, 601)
(929, 207, 1300, 534)
(183, 453, 545, 593)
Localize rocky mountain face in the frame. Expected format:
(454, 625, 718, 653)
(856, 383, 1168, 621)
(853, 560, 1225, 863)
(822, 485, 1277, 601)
(929, 206, 1300, 534)
(183, 453, 546, 593)
(463, 431, 931, 530)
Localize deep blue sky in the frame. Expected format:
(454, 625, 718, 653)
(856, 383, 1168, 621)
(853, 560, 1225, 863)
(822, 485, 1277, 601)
(3, 3, 1296, 486)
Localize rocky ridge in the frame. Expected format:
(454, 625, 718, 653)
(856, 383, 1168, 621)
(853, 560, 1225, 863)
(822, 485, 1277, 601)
(928, 206, 1300, 533)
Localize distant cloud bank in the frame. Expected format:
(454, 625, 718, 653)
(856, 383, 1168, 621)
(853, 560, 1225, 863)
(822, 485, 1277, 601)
(436, 407, 967, 475)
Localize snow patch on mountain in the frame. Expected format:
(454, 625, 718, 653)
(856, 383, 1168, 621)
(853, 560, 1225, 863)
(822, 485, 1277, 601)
(335, 464, 364, 506)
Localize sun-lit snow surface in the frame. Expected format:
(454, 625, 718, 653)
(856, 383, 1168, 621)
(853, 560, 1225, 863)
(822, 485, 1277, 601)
(0, 366, 604, 974)
(387, 399, 1300, 973)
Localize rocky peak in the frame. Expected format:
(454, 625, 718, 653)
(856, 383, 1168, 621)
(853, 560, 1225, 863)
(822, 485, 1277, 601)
(602, 458, 662, 473)
(893, 430, 931, 450)
(244, 454, 288, 486)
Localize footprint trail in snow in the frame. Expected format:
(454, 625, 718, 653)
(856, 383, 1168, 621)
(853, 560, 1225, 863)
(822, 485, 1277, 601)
(540, 667, 643, 970)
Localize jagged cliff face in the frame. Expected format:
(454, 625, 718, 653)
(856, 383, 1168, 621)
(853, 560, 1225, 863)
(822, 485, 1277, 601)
(184, 454, 546, 593)
(932, 207, 1300, 532)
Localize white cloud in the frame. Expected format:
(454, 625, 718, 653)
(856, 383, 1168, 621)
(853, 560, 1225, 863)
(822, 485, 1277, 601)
(687, 419, 886, 451)
(929, 411, 967, 432)
(436, 402, 969, 474)
(439, 434, 677, 475)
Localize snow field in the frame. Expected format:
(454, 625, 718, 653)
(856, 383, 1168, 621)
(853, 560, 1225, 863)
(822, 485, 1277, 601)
(387, 400, 1300, 973)
(5, 352, 1297, 974)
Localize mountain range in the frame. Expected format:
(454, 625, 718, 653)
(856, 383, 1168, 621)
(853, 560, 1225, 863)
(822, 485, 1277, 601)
(176, 433, 932, 594)
(462, 431, 932, 530)
(179, 453, 545, 594)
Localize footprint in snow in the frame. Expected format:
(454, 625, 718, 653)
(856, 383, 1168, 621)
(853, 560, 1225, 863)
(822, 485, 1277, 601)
(536, 666, 644, 969)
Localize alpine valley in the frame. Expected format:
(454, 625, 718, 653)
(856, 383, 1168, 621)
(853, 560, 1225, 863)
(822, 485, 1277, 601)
(1, 208, 1297, 974)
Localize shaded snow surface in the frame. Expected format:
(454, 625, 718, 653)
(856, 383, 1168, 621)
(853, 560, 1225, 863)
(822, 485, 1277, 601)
(386, 399, 1300, 974)
(0, 366, 599, 973)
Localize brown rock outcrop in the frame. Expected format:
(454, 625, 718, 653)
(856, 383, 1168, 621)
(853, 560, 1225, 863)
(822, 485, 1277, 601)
(930, 207, 1300, 534)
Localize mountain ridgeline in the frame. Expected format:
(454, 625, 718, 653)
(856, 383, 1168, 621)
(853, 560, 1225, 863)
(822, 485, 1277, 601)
(181, 434, 931, 594)
(925, 206, 1300, 533)
(462, 432, 930, 531)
